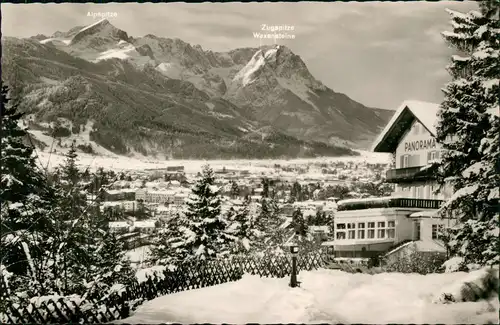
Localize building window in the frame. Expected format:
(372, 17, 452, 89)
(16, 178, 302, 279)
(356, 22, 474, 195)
(358, 222, 365, 229)
(368, 222, 375, 228)
(358, 230, 365, 239)
(348, 230, 356, 239)
(409, 154, 421, 167)
(347, 223, 356, 229)
(432, 224, 444, 240)
(377, 221, 385, 228)
(337, 223, 346, 230)
(424, 185, 431, 199)
(368, 229, 375, 239)
(427, 150, 441, 163)
(336, 231, 346, 240)
(387, 221, 396, 239)
(377, 229, 386, 238)
(416, 186, 422, 199)
(402, 155, 409, 168)
(414, 221, 421, 240)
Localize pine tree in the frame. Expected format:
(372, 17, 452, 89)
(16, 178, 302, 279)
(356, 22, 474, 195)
(437, 2, 499, 266)
(150, 213, 189, 266)
(227, 199, 257, 254)
(178, 165, 230, 260)
(55, 142, 87, 221)
(85, 230, 135, 298)
(261, 178, 270, 198)
(291, 208, 308, 237)
(230, 181, 240, 199)
(291, 181, 302, 201)
(255, 198, 271, 233)
(0, 84, 57, 293)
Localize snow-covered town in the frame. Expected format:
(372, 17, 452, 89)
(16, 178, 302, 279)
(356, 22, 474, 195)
(1, 1, 498, 324)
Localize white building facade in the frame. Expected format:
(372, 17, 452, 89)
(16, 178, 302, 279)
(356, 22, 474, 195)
(333, 100, 456, 258)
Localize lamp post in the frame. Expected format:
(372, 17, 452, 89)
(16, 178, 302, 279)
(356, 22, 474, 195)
(288, 239, 299, 288)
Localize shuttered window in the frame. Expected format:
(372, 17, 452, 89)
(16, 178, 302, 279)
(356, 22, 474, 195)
(409, 154, 420, 167)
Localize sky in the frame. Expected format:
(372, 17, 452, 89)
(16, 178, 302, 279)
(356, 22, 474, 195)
(1, 1, 479, 110)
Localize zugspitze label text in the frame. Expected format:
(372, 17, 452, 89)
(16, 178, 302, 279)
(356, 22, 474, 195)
(261, 24, 295, 32)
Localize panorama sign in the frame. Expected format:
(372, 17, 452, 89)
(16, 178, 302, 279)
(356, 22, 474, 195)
(404, 138, 437, 152)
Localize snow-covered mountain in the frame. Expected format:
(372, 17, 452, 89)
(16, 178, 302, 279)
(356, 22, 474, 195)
(2, 19, 393, 159)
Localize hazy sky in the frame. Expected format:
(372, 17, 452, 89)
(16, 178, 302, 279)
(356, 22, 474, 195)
(2, 1, 478, 110)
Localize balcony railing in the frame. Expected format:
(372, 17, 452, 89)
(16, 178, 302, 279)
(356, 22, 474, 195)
(337, 197, 444, 211)
(385, 165, 437, 183)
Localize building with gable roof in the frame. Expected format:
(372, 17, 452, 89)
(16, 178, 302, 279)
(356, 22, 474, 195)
(333, 100, 456, 259)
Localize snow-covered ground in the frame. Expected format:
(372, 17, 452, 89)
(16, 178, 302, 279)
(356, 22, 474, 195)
(34, 146, 390, 174)
(116, 269, 498, 324)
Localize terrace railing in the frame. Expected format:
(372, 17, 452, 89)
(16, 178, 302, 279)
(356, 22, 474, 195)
(337, 197, 444, 211)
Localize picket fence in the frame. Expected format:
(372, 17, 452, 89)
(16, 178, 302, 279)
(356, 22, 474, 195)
(1, 251, 327, 324)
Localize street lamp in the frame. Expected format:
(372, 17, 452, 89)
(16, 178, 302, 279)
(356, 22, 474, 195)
(286, 236, 299, 288)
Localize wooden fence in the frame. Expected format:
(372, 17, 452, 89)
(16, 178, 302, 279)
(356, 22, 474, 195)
(1, 251, 327, 324)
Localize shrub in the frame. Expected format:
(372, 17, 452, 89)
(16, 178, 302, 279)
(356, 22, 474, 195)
(383, 247, 446, 274)
(77, 143, 94, 154)
(51, 125, 72, 137)
(433, 266, 499, 303)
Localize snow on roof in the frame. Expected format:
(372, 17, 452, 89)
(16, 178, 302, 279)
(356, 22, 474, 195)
(149, 190, 176, 195)
(308, 226, 330, 233)
(337, 196, 399, 206)
(409, 210, 439, 218)
(384, 241, 415, 257)
(279, 217, 293, 229)
(134, 221, 156, 228)
(414, 240, 446, 253)
(109, 221, 129, 228)
(371, 100, 441, 152)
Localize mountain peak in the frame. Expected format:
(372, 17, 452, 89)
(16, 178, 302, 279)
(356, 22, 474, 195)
(71, 19, 129, 47)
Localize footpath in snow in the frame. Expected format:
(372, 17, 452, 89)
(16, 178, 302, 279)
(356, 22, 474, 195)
(117, 268, 499, 324)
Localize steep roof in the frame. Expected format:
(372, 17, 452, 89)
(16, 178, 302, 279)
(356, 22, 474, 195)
(371, 100, 441, 153)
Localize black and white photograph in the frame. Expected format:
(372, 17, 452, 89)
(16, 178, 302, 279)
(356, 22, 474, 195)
(0, 0, 498, 323)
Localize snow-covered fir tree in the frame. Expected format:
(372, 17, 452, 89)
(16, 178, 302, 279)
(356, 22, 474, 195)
(150, 213, 190, 266)
(437, 1, 499, 266)
(230, 181, 240, 199)
(291, 208, 307, 237)
(49, 149, 133, 295)
(177, 165, 231, 260)
(0, 83, 58, 295)
(84, 229, 135, 298)
(252, 197, 284, 251)
(226, 197, 259, 254)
